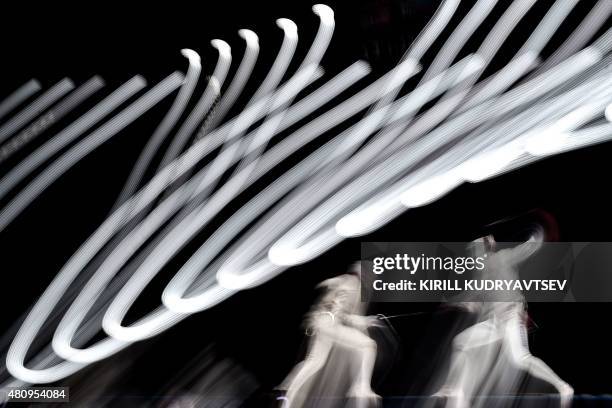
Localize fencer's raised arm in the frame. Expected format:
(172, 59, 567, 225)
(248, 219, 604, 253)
(508, 226, 544, 265)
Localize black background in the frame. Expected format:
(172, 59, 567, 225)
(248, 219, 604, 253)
(0, 0, 610, 404)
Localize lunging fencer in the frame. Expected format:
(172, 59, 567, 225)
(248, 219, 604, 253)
(433, 229, 573, 408)
(278, 264, 380, 407)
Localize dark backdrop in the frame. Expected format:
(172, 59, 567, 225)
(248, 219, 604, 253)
(0, 0, 610, 403)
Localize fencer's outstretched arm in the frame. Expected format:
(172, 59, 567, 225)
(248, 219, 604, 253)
(342, 314, 381, 330)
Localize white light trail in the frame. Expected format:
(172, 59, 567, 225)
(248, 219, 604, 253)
(0, 79, 41, 121)
(0, 78, 74, 143)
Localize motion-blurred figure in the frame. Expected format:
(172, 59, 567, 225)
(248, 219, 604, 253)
(433, 229, 573, 408)
(278, 264, 380, 407)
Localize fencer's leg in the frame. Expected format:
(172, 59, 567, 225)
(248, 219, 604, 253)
(433, 320, 501, 408)
(282, 334, 333, 408)
(503, 314, 573, 408)
(523, 356, 574, 408)
(318, 323, 379, 400)
(433, 350, 470, 408)
(349, 335, 378, 399)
